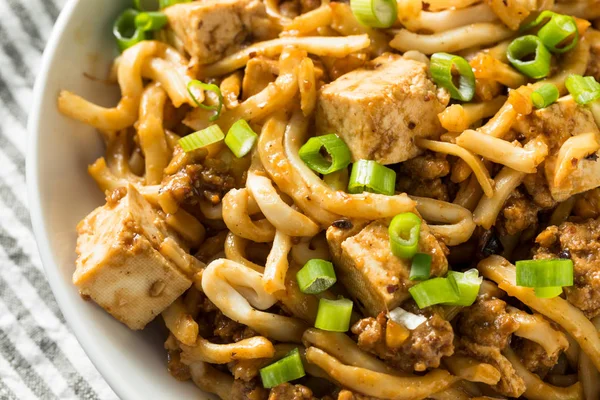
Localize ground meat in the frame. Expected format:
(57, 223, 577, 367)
(352, 311, 454, 372)
(523, 170, 557, 209)
(496, 189, 540, 236)
(214, 312, 257, 343)
(534, 219, 600, 318)
(458, 338, 526, 398)
(586, 41, 600, 82)
(167, 349, 191, 381)
(457, 297, 519, 349)
(161, 158, 236, 206)
(278, 0, 320, 17)
(268, 383, 314, 400)
(574, 188, 600, 219)
(396, 153, 451, 201)
(513, 338, 559, 377)
(231, 378, 269, 400)
(336, 390, 380, 400)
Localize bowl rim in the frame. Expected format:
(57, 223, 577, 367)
(27, 1, 134, 398)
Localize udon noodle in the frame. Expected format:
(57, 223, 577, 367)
(61, 0, 600, 398)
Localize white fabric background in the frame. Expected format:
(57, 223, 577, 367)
(0, 1, 118, 398)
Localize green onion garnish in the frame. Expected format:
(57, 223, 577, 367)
(409, 277, 460, 309)
(225, 120, 258, 158)
(350, 0, 398, 28)
(506, 35, 551, 79)
(516, 259, 574, 288)
(133, 0, 159, 11)
(565, 75, 600, 105)
(134, 11, 168, 32)
(187, 80, 224, 122)
(444, 269, 483, 306)
(296, 259, 337, 294)
(521, 11, 578, 54)
(178, 125, 224, 153)
(534, 286, 563, 298)
(113, 9, 147, 52)
(259, 348, 306, 389)
(299, 134, 352, 175)
(347, 160, 396, 196)
(430, 53, 476, 102)
(314, 298, 353, 332)
(389, 212, 421, 259)
(531, 83, 559, 109)
(409, 253, 431, 281)
(159, 0, 192, 8)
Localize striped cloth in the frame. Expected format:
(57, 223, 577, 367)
(0, 1, 118, 399)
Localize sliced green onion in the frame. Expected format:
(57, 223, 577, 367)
(348, 160, 396, 196)
(409, 253, 431, 281)
(133, 0, 159, 11)
(388, 307, 426, 330)
(187, 80, 224, 122)
(178, 125, 225, 152)
(430, 53, 476, 102)
(389, 212, 421, 259)
(409, 277, 460, 309)
(537, 13, 579, 53)
(299, 134, 352, 175)
(135, 12, 168, 32)
(350, 0, 398, 28)
(521, 11, 579, 54)
(315, 298, 353, 332)
(534, 286, 563, 298)
(296, 259, 337, 294)
(531, 83, 559, 109)
(113, 9, 147, 52)
(507, 35, 552, 79)
(565, 75, 600, 105)
(225, 120, 257, 158)
(444, 269, 483, 306)
(259, 348, 305, 388)
(159, 0, 192, 8)
(516, 259, 573, 288)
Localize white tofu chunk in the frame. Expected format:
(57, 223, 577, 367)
(316, 53, 450, 165)
(74, 185, 192, 330)
(327, 219, 448, 316)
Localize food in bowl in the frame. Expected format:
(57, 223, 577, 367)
(56, 0, 600, 398)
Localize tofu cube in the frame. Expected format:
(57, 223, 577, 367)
(74, 186, 192, 330)
(164, 0, 278, 65)
(327, 219, 448, 316)
(316, 53, 449, 165)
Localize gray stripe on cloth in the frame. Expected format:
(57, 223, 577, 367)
(0, 329, 59, 400)
(6, 0, 46, 53)
(0, 278, 100, 400)
(0, 379, 18, 400)
(0, 23, 35, 84)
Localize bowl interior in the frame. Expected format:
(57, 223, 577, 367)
(28, 1, 212, 398)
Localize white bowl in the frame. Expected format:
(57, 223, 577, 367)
(27, 1, 212, 398)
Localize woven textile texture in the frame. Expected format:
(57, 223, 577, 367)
(0, 1, 117, 398)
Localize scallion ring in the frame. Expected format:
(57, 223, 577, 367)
(296, 259, 337, 294)
(565, 75, 600, 105)
(314, 298, 353, 332)
(225, 120, 258, 158)
(534, 286, 563, 298)
(516, 259, 574, 288)
(531, 83, 559, 109)
(350, 0, 398, 28)
(430, 53, 476, 102)
(187, 80, 224, 121)
(409, 277, 460, 309)
(259, 348, 305, 388)
(389, 212, 421, 259)
(133, 0, 160, 11)
(537, 13, 579, 53)
(348, 159, 396, 196)
(135, 11, 168, 32)
(444, 269, 483, 306)
(409, 253, 431, 281)
(178, 125, 225, 153)
(299, 134, 352, 175)
(506, 35, 552, 79)
(113, 9, 147, 52)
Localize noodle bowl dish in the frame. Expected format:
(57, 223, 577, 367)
(28, 0, 600, 398)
